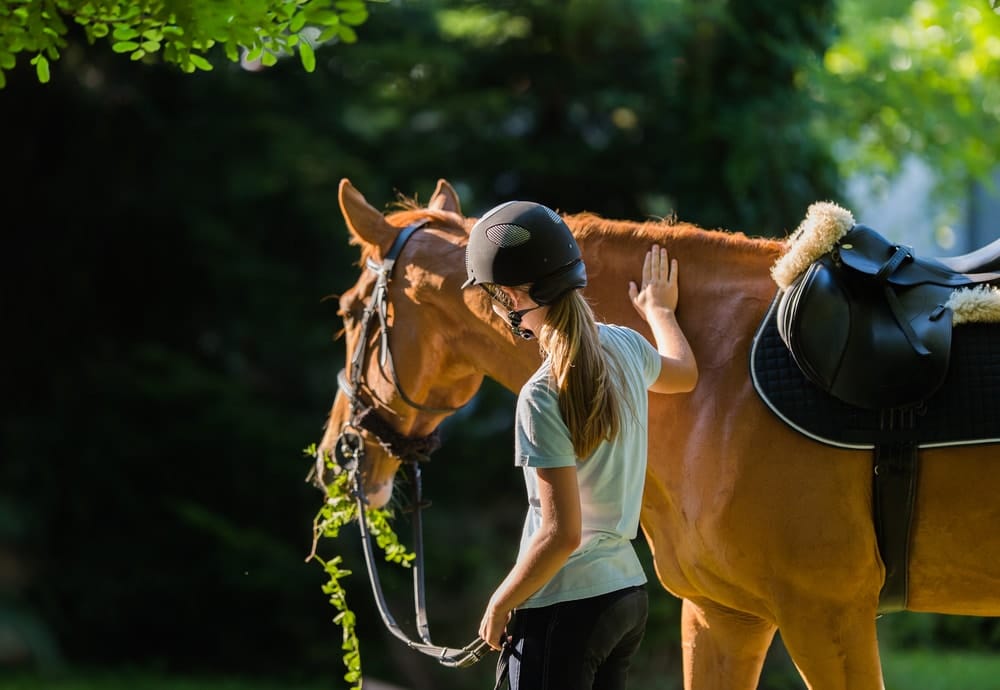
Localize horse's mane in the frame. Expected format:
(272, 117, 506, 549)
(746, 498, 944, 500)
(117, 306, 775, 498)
(565, 211, 785, 253)
(361, 196, 782, 266)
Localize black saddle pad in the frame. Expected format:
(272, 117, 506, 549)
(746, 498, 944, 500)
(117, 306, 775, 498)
(751, 293, 1000, 448)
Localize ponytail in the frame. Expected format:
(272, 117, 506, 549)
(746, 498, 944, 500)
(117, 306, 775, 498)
(537, 291, 624, 459)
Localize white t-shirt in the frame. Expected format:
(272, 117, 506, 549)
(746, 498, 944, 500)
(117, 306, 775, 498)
(514, 323, 661, 608)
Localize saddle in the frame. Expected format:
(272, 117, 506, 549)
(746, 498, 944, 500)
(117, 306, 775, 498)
(775, 223, 1000, 410)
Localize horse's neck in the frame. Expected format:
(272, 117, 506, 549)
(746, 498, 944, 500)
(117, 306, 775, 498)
(461, 217, 784, 396)
(571, 217, 784, 367)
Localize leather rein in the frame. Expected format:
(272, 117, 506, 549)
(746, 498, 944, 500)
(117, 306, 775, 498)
(332, 220, 489, 668)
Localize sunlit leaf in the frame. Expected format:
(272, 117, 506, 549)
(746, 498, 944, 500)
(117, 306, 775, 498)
(299, 38, 315, 72)
(112, 25, 140, 40)
(189, 54, 213, 71)
(34, 54, 49, 82)
(111, 40, 140, 53)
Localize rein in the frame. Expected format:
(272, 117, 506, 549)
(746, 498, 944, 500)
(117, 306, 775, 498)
(334, 220, 488, 668)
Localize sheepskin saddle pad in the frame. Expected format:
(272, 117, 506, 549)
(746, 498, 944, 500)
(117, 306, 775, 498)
(769, 201, 1000, 411)
(751, 294, 1000, 449)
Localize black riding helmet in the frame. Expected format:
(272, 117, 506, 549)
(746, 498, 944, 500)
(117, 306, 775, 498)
(462, 200, 587, 304)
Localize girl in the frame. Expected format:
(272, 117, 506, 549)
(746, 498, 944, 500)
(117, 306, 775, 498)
(462, 200, 698, 689)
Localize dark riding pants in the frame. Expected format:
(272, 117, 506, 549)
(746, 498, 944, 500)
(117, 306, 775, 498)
(497, 585, 648, 690)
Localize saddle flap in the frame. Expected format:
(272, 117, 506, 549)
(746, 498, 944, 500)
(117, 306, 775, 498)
(776, 259, 850, 391)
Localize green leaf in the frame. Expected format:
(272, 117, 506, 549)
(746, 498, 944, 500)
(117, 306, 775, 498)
(112, 26, 140, 40)
(317, 26, 340, 42)
(311, 10, 340, 25)
(245, 43, 263, 62)
(340, 10, 369, 27)
(338, 25, 357, 43)
(35, 54, 49, 82)
(299, 39, 316, 72)
(189, 54, 213, 71)
(112, 41, 140, 53)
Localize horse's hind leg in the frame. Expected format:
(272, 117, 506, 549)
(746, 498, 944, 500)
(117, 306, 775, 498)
(777, 604, 883, 690)
(681, 598, 776, 690)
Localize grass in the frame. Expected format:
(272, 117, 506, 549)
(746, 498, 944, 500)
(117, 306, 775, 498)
(5, 651, 1000, 690)
(0, 670, 335, 690)
(882, 650, 1000, 690)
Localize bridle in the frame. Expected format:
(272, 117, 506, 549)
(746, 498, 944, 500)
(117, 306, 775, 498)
(331, 219, 489, 668)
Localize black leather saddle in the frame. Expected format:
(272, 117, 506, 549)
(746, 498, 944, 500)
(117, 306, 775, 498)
(776, 225, 1000, 410)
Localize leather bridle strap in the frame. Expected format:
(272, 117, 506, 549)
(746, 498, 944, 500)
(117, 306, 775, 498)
(345, 220, 461, 418)
(332, 220, 488, 667)
(347, 452, 490, 668)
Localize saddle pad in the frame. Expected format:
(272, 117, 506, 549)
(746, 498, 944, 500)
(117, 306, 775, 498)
(751, 293, 1000, 449)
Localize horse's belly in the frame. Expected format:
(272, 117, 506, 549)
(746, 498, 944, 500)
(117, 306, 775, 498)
(906, 445, 1000, 615)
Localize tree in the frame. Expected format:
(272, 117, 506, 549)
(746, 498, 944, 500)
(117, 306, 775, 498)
(804, 0, 1000, 205)
(0, 0, 375, 87)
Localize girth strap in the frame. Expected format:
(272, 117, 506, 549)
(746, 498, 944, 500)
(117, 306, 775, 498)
(873, 438, 920, 613)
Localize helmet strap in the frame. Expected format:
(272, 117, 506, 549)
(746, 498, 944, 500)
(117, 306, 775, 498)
(508, 306, 542, 340)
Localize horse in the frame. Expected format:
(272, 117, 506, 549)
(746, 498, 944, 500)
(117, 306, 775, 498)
(316, 177, 1000, 690)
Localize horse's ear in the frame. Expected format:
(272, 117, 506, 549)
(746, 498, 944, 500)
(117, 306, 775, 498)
(339, 178, 398, 253)
(428, 178, 462, 215)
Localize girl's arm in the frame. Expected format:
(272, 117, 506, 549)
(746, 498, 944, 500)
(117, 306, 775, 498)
(478, 465, 581, 650)
(629, 244, 699, 394)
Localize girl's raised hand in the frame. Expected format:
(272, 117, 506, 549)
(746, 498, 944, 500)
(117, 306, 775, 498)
(628, 244, 679, 320)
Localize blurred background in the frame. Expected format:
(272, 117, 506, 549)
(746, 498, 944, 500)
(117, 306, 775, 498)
(2, 1, 999, 689)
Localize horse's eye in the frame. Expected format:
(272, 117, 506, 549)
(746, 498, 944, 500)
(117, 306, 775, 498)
(339, 295, 365, 328)
(339, 298, 355, 327)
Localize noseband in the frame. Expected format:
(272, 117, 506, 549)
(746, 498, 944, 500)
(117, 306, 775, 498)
(331, 220, 488, 668)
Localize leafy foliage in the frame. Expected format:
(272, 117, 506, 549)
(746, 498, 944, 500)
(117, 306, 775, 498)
(305, 445, 415, 690)
(0, 0, 377, 88)
(803, 0, 1000, 201)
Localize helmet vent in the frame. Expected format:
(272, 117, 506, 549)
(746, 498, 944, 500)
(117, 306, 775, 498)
(543, 207, 563, 225)
(485, 223, 531, 248)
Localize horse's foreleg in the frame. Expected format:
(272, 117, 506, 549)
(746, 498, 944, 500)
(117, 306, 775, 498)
(681, 598, 775, 690)
(777, 604, 883, 690)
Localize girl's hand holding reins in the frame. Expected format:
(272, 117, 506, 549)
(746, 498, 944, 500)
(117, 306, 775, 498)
(478, 602, 511, 651)
(629, 244, 679, 320)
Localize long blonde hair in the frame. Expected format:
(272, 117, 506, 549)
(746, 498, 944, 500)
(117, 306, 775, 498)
(537, 290, 624, 459)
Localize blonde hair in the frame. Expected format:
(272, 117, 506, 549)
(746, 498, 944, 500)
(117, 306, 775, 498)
(538, 290, 624, 459)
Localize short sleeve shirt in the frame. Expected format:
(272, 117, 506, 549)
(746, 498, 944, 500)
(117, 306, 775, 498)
(514, 324, 661, 608)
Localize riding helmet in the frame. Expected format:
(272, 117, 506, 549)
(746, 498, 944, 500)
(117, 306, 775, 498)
(462, 200, 587, 304)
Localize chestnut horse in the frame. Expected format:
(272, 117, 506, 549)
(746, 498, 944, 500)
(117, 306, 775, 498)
(317, 178, 1000, 690)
